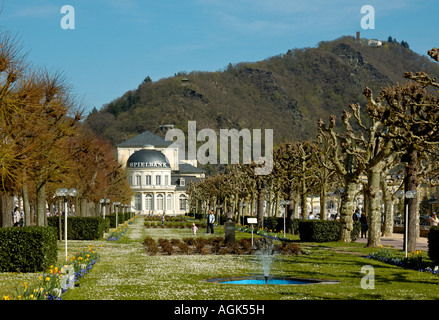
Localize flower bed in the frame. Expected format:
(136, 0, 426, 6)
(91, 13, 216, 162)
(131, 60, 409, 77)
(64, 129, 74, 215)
(236, 225, 295, 242)
(3, 245, 100, 300)
(364, 246, 439, 275)
(143, 236, 301, 256)
(107, 216, 139, 241)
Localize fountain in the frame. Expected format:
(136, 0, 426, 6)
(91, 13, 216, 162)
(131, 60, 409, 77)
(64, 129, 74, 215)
(256, 237, 276, 281)
(205, 237, 339, 286)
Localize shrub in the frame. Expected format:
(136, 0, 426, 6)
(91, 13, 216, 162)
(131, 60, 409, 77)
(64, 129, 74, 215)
(183, 237, 195, 246)
(48, 217, 105, 240)
(299, 220, 340, 242)
(162, 242, 174, 255)
(428, 226, 439, 265)
(239, 238, 252, 251)
(298, 220, 360, 242)
(194, 238, 208, 252)
(178, 242, 190, 254)
(275, 242, 301, 255)
(0, 226, 58, 273)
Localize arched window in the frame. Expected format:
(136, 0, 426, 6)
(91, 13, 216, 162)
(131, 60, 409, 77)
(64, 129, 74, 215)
(179, 194, 187, 211)
(157, 194, 164, 211)
(167, 194, 172, 211)
(135, 193, 142, 211)
(145, 194, 153, 211)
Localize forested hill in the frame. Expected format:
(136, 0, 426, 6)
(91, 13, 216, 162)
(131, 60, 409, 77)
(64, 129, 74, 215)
(84, 35, 439, 147)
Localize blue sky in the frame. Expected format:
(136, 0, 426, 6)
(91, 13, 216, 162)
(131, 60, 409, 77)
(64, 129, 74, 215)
(1, 0, 437, 114)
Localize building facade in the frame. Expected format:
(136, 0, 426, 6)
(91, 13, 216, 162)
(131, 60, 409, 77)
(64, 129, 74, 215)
(117, 131, 205, 215)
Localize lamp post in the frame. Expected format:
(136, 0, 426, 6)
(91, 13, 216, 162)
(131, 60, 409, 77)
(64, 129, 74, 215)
(280, 200, 290, 238)
(56, 187, 77, 260)
(114, 201, 121, 227)
(100, 199, 105, 218)
(396, 189, 417, 258)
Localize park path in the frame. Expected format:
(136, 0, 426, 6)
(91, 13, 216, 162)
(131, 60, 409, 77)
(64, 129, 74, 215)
(355, 233, 429, 251)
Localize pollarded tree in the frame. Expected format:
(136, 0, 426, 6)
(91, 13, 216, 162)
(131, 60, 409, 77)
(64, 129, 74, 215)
(319, 101, 397, 245)
(362, 46, 439, 250)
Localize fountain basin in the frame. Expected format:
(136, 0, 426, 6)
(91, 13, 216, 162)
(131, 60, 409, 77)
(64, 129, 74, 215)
(206, 276, 339, 285)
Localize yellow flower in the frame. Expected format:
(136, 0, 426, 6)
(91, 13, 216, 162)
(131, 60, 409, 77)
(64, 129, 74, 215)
(29, 294, 34, 299)
(3, 295, 10, 300)
(45, 277, 50, 282)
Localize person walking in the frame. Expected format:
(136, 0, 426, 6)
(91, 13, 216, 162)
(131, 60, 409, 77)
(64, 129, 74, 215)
(207, 211, 215, 234)
(191, 223, 198, 235)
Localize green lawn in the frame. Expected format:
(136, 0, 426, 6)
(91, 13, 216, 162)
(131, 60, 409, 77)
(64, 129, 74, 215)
(2, 217, 439, 300)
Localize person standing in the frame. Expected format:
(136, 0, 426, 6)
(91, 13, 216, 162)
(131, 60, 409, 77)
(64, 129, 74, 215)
(360, 213, 368, 238)
(429, 212, 438, 227)
(207, 211, 215, 234)
(12, 207, 20, 227)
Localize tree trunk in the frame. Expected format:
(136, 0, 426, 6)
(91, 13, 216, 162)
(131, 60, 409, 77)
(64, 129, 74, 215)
(320, 183, 327, 220)
(286, 192, 296, 233)
(381, 173, 394, 237)
(22, 183, 31, 227)
(36, 183, 46, 226)
(257, 186, 264, 229)
(404, 149, 419, 253)
(339, 182, 357, 242)
(366, 168, 381, 247)
(274, 190, 280, 217)
(0, 192, 14, 227)
(300, 177, 307, 220)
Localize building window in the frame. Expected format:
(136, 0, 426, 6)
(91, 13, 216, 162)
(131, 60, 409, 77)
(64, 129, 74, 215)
(128, 175, 132, 185)
(156, 175, 161, 186)
(180, 178, 185, 186)
(179, 194, 187, 211)
(167, 194, 172, 210)
(135, 193, 142, 211)
(136, 175, 141, 186)
(145, 175, 151, 185)
(145, 194, 153, 211)
(157, 194, 164, 211)
(165, 175, 169, 186)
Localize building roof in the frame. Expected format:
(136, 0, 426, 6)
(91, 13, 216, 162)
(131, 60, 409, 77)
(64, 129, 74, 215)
(171, 174, 202, 190)
(177, 163, 205, 174)
(117, 131, 172, 148)
(127, 149, 170, 169)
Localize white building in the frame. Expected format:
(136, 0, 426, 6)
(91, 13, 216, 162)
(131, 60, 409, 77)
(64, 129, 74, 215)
(367, 39, 382, 46)
(117, 131, 205, 215)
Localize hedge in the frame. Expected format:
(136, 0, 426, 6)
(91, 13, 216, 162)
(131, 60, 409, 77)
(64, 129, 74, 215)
(298, 220, 361, 242)
(428, 226, 439, 265)
(0, 226, 58, 272)
(47, 216, 106, 240)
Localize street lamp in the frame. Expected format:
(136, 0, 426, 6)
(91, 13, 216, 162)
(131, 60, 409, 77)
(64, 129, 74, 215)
(100, 199, 105, 217)
(114, 201, 121, 227)
(396, 189, 417, 258)
(56, 187, 77, 260)
(280, 200, 290, 238)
